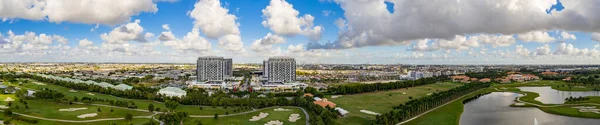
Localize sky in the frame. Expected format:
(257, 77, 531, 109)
(1, 0, 600, 64)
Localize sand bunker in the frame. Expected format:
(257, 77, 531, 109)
(288, 114, 301, 122)
(274, 108, 291, 111)
(360, 110, 380, 115)
(0, 105, 8, 109)
(264, 120, 283, 125)
(402, 92, 407, 95)
(331, 95, 342, 99)
(514, 103, 525, 106)
(249, 112, 269, 121)
(77, 113, 97, 118)
(33, 82, 46, 85)
(573, 106, 600, 114)
(69, 90, 77, 92)
(59, 107, 88, 112)
(427, 93, 433, 95)
(86, 93, 95, 96)
(4, 97, 14, 102)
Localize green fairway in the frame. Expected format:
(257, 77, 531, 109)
(185, 106, 306, 125)
(0, 112, 150, 125)
(13, 78, 235, 115)
(329, 82, 463, 125)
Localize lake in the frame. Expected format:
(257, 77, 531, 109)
(459, 92, 600, 125)
(518, 86, 600, 104)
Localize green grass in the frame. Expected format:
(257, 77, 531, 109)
(13, 78, 235, 115)
(0, 112, 150, 125)
(539, 106, 600, 119)
(184, 106, 306, 125)
(0, 99, 152, 120)
(329, 82, 464, 125)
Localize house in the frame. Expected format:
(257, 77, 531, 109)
(562, 77, 572, 81)
(479, 78, 491, 83)
(314, 98, 336, 108)
(451, 75, 470, 82)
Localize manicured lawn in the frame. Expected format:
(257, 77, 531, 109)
(329, 82, 464, 125)
(0, 99, 152, 120)
(185, 106, 306, 125)
(14, 78, 235, 115)
(0, 112, 150, 125)
(539, 106, 600, 119)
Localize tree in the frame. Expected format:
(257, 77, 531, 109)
(195, 120, 203, 125)
(73, 96, 79, 102)
(148, 104, 155, 112)
(142, 119, 160, 125)
(213, 113, 218, 119)
(125, 113, 133, 121)
(97, 108, 102, 112)
(4, 109, 12, 116)
(165, 100, 179, 112)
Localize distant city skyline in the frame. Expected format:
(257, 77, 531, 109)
(1, 0, 600, 64)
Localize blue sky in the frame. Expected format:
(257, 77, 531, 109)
(1, 0, 600, 64)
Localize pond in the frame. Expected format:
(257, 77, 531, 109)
(518, 86, 600, 104)
(459, 92, 600, 125)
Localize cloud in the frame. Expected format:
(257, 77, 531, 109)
(251, 33, 286, 53)
(163, 28, 211, 54)
(100, 19, 151, 44)
(334, 18, 346, 30)
(0, 0, 158, 25)
(536, 44, 551, 55)
(0, 30, 70, 55)
(322, 10, 333, 16)
(515, 45, 532, 57)
(262, 0, 323, 41)
(189, 0, 243, 53)
(517, 31, 556, 43)
(162, 24, 170, 31)
(158, 31, 176, 41)
(592, 32, 600, 42)
(554, 42, 599, 57)
(78, 39, 94, 47)
(560, 31, 576, 40)
(309, 0, 600, 49)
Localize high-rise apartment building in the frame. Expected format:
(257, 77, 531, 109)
(224, 58, 233, 77)
(196, 57, 232, 82)
(263, 57, 296, 82)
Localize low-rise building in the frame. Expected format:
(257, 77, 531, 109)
(314, 98, 336, 108)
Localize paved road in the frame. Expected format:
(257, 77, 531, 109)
(396, 89, 483, 125)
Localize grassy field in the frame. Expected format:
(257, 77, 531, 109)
(539, 106, 600, 119)
(329, 82, 464, 125)
(0, 99, 152, 120)
(185, 106, 306, 125)
(405, 80, 600, 125)
(13, 78, 235, 115)
(0, 112, 151, 125)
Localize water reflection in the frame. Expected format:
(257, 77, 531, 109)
(518, 86, 600, 104)
(459, 92, 600, 125)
